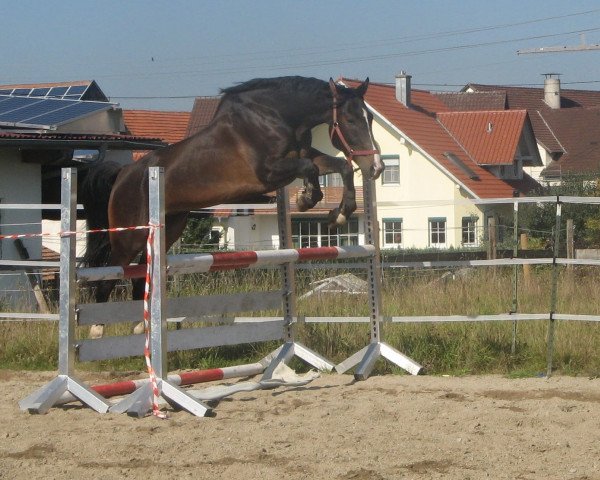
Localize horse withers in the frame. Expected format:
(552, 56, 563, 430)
(81, 76, 381, 338)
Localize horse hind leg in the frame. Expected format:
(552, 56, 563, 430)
(311, 155, 357, 228)
(88, 279, 119, 339)
(89, 231, 147, 339)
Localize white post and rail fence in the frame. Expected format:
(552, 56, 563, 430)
(1, 168, 599, 416)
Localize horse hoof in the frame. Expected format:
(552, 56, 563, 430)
(133, 321, 145, 335)
(89, 324, 104, 339)
(296, 195, 313, 212)
(328, 209, 348, 230)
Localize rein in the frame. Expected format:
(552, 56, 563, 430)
(329, 96, 379, 164)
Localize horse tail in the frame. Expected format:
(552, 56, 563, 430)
(80, 161, 123, 267)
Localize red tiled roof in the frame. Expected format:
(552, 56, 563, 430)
(466, 83, 600, 110)
(344, 79, 520, 198)
(123, 110, 191, 144)
(466, 84, 600, 155)
(437, 110, 527, 165)
(539, 107, 600, 177)
(186, 97, 221, 137)
(434, 91, 506, 111)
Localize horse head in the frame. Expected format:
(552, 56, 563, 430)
(328, 78, 383, 180)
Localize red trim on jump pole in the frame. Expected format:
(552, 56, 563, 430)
(210, 251, 258, 271)
(297, 246, 340, 261)
(56, 362, 266, 405)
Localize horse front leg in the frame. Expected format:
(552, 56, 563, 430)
(310, 154, 357, 229)
(264, 155, 323, 211)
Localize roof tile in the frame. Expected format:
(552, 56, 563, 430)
(437, 110, 527, 165)
(123, 110, 191, 145)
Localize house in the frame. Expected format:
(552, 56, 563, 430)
(0, 80, 164, 307)
(455, 75, 600, 183)
(325, 74, 541, 250)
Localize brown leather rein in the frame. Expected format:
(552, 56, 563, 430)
(329, 97, 379, 164)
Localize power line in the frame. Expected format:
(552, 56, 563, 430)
(96, 26, 600, 84)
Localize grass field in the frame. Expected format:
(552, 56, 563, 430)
(1, 265, 600, 377)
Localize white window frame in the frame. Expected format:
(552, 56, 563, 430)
(292, 218, 359, 248)
(461, 216, 478, 246)
(381, 155, 400, 186)
(383, 218, 403, 247)
(428, 217, 447, 247)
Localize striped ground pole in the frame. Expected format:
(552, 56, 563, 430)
(54, 363, 265, 406)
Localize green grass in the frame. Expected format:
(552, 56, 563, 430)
(2, 266, 600, 377)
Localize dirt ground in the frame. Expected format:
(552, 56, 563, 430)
(1, 370, 600, 480)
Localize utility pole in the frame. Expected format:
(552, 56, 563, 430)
(517, 33, 600, 55)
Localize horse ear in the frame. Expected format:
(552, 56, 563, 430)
(355, 77, 370, 97)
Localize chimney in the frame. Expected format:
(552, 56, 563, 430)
(543, 73, 561, 109)
(395, 71, 411, 108)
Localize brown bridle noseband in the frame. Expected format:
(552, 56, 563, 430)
(330, 94, 379, 165)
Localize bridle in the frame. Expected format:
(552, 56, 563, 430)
(329, 95, 379, 165)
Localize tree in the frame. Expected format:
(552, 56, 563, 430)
(520, 174, 600, 249)
(180, 214, 220, 251)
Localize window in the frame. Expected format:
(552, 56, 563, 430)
(461, 216, 478, 246)
(381, 155, 400, 185)
(429, 217, 446, 247)
(383, 218, 403, 247)
(292, 218, 359, 248)
(320, 173, 344, 187)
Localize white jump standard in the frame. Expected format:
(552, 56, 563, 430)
(335, 176, 423, 379)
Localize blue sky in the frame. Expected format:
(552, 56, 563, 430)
(3, 1, 600, 111)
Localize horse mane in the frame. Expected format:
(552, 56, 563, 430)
(220, 76, 356, 100)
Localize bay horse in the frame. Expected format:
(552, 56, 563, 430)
(81, 76, 382, 338)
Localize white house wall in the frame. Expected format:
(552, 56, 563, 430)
(56, 108, 124, 134)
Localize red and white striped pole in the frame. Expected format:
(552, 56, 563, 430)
(55, 362, 265, 406)
(77, 244, 376, 282)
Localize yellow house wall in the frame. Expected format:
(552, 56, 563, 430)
(312, 120, 484, 249)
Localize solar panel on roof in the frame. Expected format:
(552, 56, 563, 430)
(25, 101, 110, 126)
(47, 86, 68, 97)
(0, 83, 95, 101)
(0, 95, 112, 128)
(0, 98, 60, 123)
(31, 88, 50, 97)
(67, 85, 87, 95)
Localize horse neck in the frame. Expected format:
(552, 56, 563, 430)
(271, 86, 332, 130)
